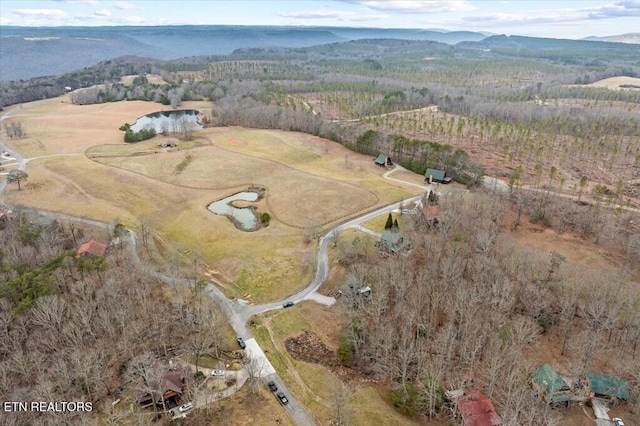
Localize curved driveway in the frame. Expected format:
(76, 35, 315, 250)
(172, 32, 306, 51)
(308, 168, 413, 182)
(1, 107, 428, 425)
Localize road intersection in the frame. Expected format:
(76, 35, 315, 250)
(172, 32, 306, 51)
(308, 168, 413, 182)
(1, 105, 430, 425)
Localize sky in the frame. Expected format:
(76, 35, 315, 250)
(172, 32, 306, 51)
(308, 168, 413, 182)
(1, 0, 639, 39)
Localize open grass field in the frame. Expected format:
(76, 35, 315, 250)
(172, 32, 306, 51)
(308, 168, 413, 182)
(251, 302, 424, 426)
(583, 76, 640, 90)
(1, 97, 422, 303)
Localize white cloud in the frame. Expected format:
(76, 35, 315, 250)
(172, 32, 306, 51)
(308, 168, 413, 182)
(113, 1, 138, 10)
(588, 0, 640, 18)
(278, 9, 386, 22)
(56, 0, 101, 5)
(462, 1, 640, 28)
(345, 0, 475, 14)
(10, 8, 68, 20)
(94, 8, 111, 17)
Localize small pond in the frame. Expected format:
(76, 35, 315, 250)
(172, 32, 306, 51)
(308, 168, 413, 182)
(130, 109, 202, 133)
(207, 191, 259, 231)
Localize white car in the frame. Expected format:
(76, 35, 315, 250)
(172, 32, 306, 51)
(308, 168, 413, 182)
(211, 369, 225, 376)
(613, 418, 624, 426)
(178, 402, 193, 413)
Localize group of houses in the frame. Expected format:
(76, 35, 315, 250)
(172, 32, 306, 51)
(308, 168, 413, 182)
(532, 364, 630, 423)
(445, 365, 630, 426)
(373, 153, 453, 185)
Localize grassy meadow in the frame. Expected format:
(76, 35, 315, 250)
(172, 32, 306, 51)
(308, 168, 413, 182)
(2, 98, 422, 302)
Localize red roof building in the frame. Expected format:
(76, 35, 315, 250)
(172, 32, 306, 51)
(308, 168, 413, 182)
(422, 205, 442, 221)
(454, 388, 502, 426)
(76, 239, 107, 258)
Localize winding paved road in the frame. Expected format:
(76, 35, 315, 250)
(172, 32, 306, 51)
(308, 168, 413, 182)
(1, 107, 429, 425)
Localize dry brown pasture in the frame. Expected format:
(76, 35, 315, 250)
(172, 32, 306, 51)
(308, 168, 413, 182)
(1, 97, 421, 303)
(583, 76, 640, 90)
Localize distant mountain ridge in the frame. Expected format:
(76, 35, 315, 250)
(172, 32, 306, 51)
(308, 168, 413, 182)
(583, 33, 640, 44)
(0, 25, 487, 81)
(0, 26, 636, 81)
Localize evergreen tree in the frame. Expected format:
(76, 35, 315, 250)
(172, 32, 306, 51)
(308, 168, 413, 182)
(384, 213, 393, 230)
(393, 218, 399, 229)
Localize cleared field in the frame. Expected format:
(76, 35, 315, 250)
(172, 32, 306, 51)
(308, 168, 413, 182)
(252, 302, 422, 426)
(90, 138, 382, 228)
(2, 97, 422, 302)
(583, 76, 640, 90)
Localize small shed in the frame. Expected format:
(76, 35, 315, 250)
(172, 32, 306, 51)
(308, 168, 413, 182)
(452, 387, 502, 426)
(374, 154, 388, 167)
(424, 168, 452, 184)
(76, 239, 107, 258)
(532, 364, 572, 405)
(585, 373, 630, 401)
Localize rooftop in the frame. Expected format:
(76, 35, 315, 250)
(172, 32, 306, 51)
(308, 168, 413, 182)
(374, 154, 388, 165)
(587, 372, 630, 400)
(533, 364, 569, 397)
(454, 388, 502, 426)
(380, 230, 408, 253)
(424, 168, 446, 181)
(76, 239, 107, 258)
(422, 204, 441, 220)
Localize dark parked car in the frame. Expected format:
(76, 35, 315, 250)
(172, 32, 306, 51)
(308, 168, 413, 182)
(276, 391, 289, 405)
(283, 301, 294, 308)
(267, 381, 278, 392)
(237, 337, 246, 349)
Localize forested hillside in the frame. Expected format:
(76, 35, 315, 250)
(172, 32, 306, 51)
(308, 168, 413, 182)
(0, 213, 225, 425)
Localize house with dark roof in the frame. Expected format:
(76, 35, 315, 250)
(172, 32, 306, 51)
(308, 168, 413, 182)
(76, 239, 107, 258)
(424, 168, 452, 184)
(136, 371, 184, 408)
(532, 364, 573, 405)
(585, 372, 630, 402)
(451, 387, 502, 426)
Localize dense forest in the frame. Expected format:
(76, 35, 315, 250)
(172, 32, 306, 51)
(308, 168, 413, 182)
(0, 213, 227, 426)
(333, 190, 640, 424)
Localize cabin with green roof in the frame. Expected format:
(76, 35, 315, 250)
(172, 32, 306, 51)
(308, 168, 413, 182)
(532, 364, 572, 405)
(374, 154, 392, 167)
(424, 168, 452, 184)
(378, 231, 409, 254)
(585, 372, 630, 401)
